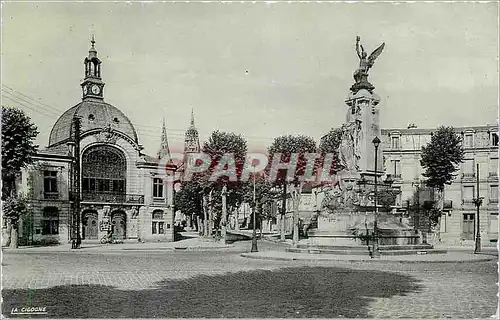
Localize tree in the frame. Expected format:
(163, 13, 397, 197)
(420, 126, 464, 242)
(268, 135, 317, 246)
(2, 196, 29, 248)
(201, 131, 248, 239)
(174, 181, 203, 232)
(319, 127, 344, 173)
(377, 188, 400, 212)
(2, 106, 39, 199)
(1, 106, 38, 248)
(242, 172, 278, 231)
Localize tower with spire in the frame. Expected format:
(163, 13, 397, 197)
(184, 109, 200, 154)
(158, 118, 170, 159)
(81, 35, 105, 100)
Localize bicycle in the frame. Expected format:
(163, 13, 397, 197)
(100, 232, 116, 244)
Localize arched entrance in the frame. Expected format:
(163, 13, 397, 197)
(82, 210, 98, 240)
(111, 210, 126, 239)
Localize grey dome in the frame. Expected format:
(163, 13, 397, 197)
(48, 98, 138, 147)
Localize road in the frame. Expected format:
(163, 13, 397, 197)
(2, 241, 498, 318)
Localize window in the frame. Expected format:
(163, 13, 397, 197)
(491, 132, 499, 147)
(152, 210, 164, 235)
(152, 210, 163, 220)
(82, 145, 127, 202)
(463, 159, 475, 177)
(464, 133, 474, 148)
(463, 186, 475, 203)
(391, 136, 400, 149)
(42, 207, 59, 235)
(390, 160, 401, 178)
(462, 213, 475, 240)
(490, 185, 498, 203)
(490, 158, 498, 177)
(44, 171, 58, 198)
(153, 178, 164, 198)
(489, 213, 498, 235)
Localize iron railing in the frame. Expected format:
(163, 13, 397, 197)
(82, 192, 144, 204)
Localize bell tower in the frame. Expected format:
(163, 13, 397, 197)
(81, 35, 105, 100)
(184, 109, 200, 154)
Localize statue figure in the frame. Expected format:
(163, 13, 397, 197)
(338, 121, 361, 172)
(353, 36, 385, 89)
(131, 206, 139, 219)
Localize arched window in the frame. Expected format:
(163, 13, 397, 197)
(82, 145, 127, 202)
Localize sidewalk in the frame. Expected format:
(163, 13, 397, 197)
(240, 250, 498, 263)
(2, 237, 235, 253)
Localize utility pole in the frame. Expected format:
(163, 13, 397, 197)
(474, 163, 482, 253)
(71, 116, 82, 249)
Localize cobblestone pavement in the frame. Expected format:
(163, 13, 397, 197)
(2, 241, 498, 318)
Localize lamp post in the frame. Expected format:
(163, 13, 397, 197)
(473, 163, 483, 254)
(407, 123, 420, 234)
(251, 165, 258, 252)
(71, 116, 82, 249)
(372, 136, 381, 258)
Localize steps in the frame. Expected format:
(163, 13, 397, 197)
(287, 244, 447, 256)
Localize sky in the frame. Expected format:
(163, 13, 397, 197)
(2, 2, 498, 156)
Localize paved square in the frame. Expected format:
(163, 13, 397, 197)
(2, 247, 497, 318)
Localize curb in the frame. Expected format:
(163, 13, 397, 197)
(2, 245, 238, 254)
(239, 253, 498, 264)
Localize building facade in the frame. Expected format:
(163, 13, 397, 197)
(13, 39, 177, 245)
(275, 125, 498, 248)
(381, 125, 499, 247)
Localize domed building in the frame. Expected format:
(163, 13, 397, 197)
(17, 39, 178, 245)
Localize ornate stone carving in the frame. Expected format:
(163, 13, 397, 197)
(338, 121, 362, 172)
(95, 124, 118, 144)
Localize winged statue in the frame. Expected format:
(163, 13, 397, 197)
(353, 36, 385, 85)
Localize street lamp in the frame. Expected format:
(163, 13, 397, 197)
(407, 123, 420, 234)
(251, 165, 258, 252)
(473, 163, 483, 254)
(372, 136, 381, 258)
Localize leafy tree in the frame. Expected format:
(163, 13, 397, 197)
(319, 127, 344, 173)
(243, 172, 278, 231)
(201, 131, 248, 238)
(1, 106, 38, 248)
(377, 188, 400, 212)
(420, 126, 464, 241)
(421, 126, 464, 192)
(268, 135, 317, 246)
(174, 181, 203, 232)
(2, 106, 39, 199)
(2, 195, 29, 248)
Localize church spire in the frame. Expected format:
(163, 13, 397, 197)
(184, 109, 200, 153)
(158, 118, 170, 159)
(190, 108, 195, 127)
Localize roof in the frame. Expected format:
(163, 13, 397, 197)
(48, 98, 138, 148)
(381, 124, 498, 135)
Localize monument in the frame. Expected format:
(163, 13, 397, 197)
(293, 36, 439, 256)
